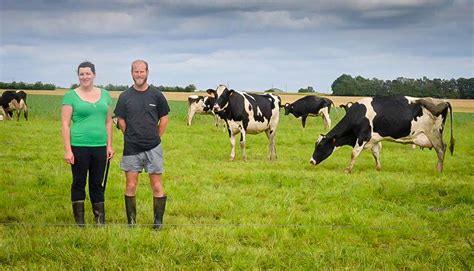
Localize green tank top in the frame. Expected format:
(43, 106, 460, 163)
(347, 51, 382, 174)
(62, 89, 112, 146)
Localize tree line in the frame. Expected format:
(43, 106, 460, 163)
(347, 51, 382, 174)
(69, 84, 197, 92)
(0, 81, 56, 90)
(331, 75, 474, 99)
(2, 77, 474, 98)
(0, 81, 198, 93)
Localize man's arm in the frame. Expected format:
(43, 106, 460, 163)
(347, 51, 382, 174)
(117, 117, 127, 134)
(158, 115, 169, 137)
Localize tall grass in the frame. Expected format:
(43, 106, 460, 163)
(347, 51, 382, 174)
(0, 95, 472, 269)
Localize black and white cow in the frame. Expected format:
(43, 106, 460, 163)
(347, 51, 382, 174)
(0, 90, 28, 121)
(187, 95, 220, 126)
(283, 95, 334, 129)
(210, 84, 281, 161)
(310, 96, 454, 173)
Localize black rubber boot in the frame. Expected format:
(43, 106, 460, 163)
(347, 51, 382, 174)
(153, 196, 167, 229)
(92, 202, 105, 225)
(72, 200, 85, 227)
(125, 195, 136, 226)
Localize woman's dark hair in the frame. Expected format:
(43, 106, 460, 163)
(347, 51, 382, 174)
(77, 61, 96, 74)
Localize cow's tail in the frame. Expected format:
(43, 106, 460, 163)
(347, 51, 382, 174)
(330, 99, 339, 118)
(447, 102, 455, 155)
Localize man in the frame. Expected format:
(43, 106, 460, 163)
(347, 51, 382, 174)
(114, 60, 170, 229)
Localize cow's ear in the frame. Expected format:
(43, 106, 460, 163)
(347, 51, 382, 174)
(229, 89, 235, 96)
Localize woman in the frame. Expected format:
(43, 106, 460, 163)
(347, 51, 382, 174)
(61, 61, 114, 226)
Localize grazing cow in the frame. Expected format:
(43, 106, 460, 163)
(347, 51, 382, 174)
(0, 90, 28, 121)
(210, 84, 281, 161)
(310, 96, 454, 173)
(283, 95, 334, 129)
(187, 95, 220, 126)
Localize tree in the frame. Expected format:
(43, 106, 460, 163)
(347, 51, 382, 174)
(331, 74, 355, 96)
(458, 77, 474, 99)
(297, 86, 315, 93)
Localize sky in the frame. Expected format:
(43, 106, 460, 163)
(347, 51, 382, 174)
(1, 0, 473, 93)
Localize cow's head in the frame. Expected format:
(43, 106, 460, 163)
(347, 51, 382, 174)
(202, 96, 216, 112)
(283, 103, 293, 115)
(212, 84, 232, 112)
(310, 134, 337, 165)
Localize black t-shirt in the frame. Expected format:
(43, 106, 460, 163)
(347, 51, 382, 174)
(114, 85, 170, 155)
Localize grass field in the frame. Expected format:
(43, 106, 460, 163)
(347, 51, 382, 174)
(0, 95, 473, 269)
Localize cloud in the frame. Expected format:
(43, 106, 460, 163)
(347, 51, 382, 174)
(0, 0, 472, 92)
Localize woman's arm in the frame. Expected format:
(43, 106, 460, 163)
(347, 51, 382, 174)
(105, 107, 114, 160)
(61, 105, 74, 164)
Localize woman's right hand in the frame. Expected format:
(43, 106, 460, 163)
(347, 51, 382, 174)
(64, 150, 74, 165)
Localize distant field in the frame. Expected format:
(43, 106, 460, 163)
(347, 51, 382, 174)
(0, 94, 472, 269)
(21, 89, 474, 112)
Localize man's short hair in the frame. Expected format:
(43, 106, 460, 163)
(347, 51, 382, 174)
(77, 61, 96, 74)
(131, 60, 148, 72)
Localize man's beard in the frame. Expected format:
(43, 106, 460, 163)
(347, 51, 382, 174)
(133, 76, 148, 87)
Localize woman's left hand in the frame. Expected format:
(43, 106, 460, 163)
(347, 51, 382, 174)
(107, 146, 114, 160)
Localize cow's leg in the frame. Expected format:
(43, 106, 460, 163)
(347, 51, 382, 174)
(24, 105, 28, 121)
(371, 142, 382, 171)
(301, 115, 308, 128)
(320, 107, 331, 129)
(0, 107, 6, 120)
(346, 142, 366, 173)
(425, 132, 446, 172)
(240, 131, 247, 161)
(213, 114, 219, 127)
(187, 107, 195, 126)
(19, 99, 27, 121)
(265, 129, 277, 160)
(229, 132, 237, 161)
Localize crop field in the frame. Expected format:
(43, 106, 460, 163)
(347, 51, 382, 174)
(0, 94, 473, 269)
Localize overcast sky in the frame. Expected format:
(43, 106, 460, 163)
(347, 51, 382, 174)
(1, 0, 473, 93)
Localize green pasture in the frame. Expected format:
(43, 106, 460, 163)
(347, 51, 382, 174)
(0, 95, 473, 269)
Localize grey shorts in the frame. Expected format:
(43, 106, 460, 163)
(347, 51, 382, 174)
(120, 144, 164, 174)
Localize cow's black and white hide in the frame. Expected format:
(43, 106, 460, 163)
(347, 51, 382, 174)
(283, 95, 334, 129)
(187, 95, 222, 126)
(210, 84, 281, 161)
(0, 90, 28, 121)
(310, 96, 454, 173)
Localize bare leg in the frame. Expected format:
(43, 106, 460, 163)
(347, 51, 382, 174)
(149, 173, 164, 197)
(125, 171, 139, 196)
